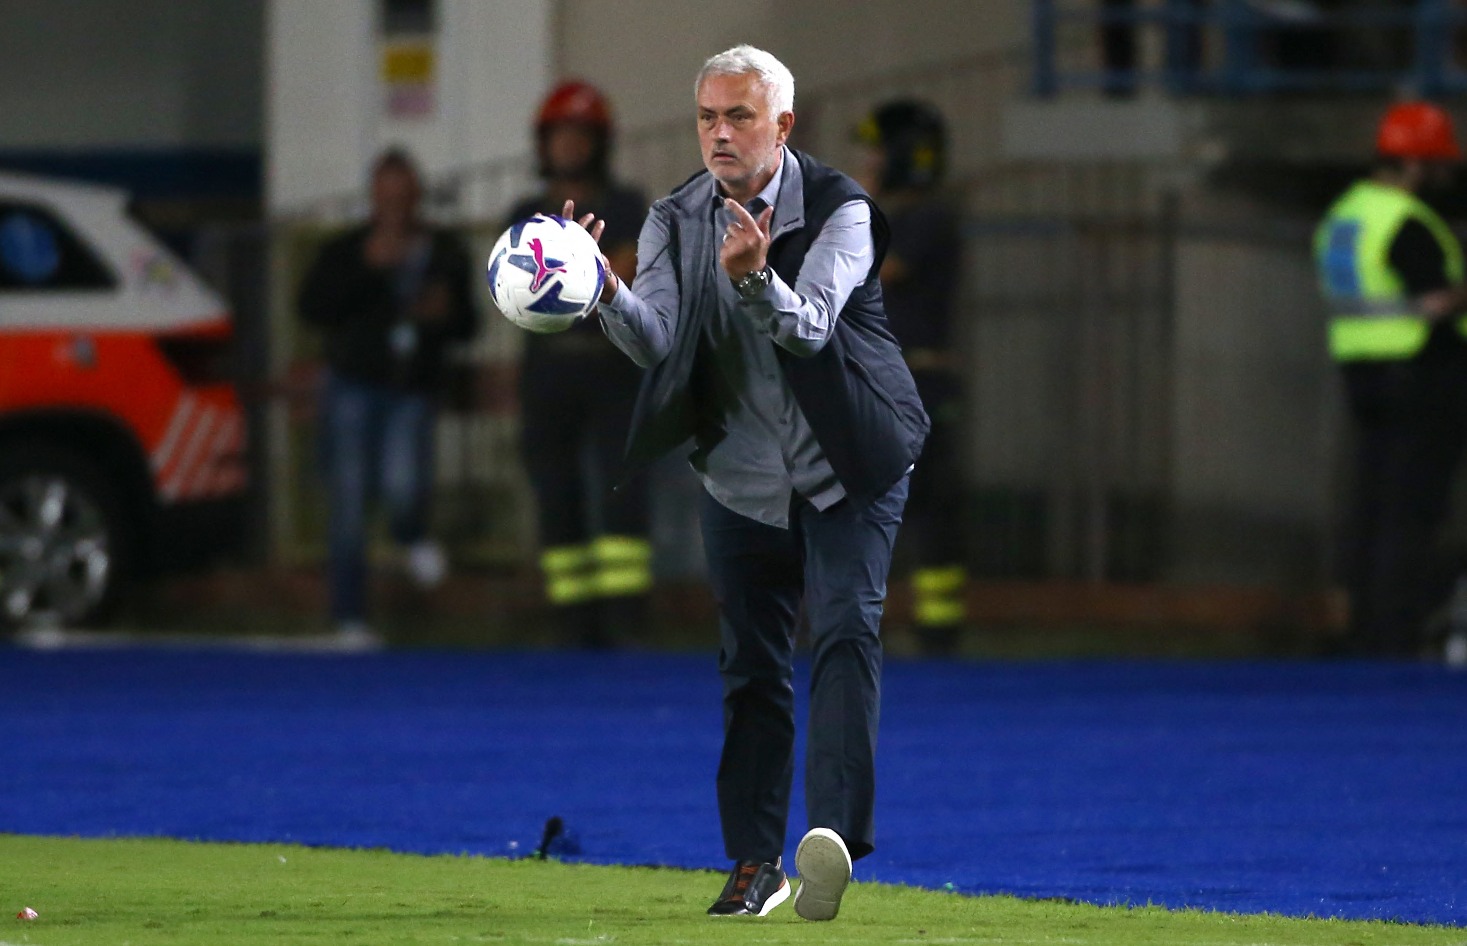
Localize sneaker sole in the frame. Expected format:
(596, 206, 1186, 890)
(794, 828, 851, 921)
(708, 879, 789, 917)
(757, 879, 790, 916)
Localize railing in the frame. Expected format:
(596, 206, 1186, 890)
(1034, 0, 1467, 97)
(261, 46, 1349, 590)
(255, 168, 1346, 588)
(953, 174, 1340, 587)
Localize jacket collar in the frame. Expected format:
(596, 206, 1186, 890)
(768, 147, 805, 241)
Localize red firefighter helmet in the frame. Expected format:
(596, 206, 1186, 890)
(1376, 101, 1461, 161)
(536, 80, 612, 131)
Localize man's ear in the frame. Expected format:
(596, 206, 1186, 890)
(777, 111, 795, 145)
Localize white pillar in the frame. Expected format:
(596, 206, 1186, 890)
(265, 0, 551, 217)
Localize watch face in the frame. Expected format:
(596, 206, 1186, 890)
(738, 268, 769, 297)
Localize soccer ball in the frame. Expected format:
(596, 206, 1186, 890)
(486, 213, 606, 333)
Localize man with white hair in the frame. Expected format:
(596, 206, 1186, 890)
(566, 45, 928, 920)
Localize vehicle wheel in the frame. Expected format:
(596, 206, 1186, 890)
(0, 445, 134, 629)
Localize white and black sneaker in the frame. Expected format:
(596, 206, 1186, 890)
(405, 540, 448, 589)
(794, 827, 852, 921)
(707, 859, 789, 916)
(330, 621, 385, 652)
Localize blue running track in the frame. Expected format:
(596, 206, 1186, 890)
(2, 647, 1465, 925)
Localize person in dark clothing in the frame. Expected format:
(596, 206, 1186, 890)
(298, 148, 479, 647)
(506, 81, 650, 648)
(1314, 101, 1467, 658)
(857, 99, 967, 655)
(567, 46, 928, 921)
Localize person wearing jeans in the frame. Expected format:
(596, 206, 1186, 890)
(298, 148, 479, 646)
(318, 371, 437, 638)
(571, 47, 928, 920)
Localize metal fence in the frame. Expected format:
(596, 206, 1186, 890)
(954, 161, 1340, 587)
(961, 206, 1176, 582)
(250, 44, 1353, 591)
(230, 172, 1345, 590)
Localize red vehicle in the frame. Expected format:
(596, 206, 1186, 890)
(0, 171, 248, 628)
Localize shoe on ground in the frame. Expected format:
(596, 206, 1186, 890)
(794, 827, 852, 921)
(1446, 632, 1467, 668)
(706, 859, 789, 916)
(333, 621, 384, 652)
(405, 540, 448, 589)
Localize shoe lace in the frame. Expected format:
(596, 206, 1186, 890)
(723, 863, 759, 902)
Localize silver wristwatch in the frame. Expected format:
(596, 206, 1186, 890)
(734, 266, 772, 299)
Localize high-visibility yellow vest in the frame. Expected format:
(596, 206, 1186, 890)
(1314, 180, 1465, 362)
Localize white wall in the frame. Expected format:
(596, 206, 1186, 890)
(556, 0, 774, 133)
(266, 0, 551, 214)
(0, 0, 262, 149)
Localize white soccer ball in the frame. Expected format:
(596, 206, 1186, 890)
(486, 213, 606, 333)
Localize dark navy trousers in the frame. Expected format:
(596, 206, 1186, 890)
(698, 474, 909, 864)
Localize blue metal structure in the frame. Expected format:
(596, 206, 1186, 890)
(1034, 0, 1467, 97)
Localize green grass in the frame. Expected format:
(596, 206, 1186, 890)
(2, 836, 1463, 945)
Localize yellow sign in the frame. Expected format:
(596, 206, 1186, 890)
(382, 42, 434, 84)
(381, 40, 436, 118)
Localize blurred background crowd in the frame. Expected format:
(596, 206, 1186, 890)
(5, 0, 1467, 659)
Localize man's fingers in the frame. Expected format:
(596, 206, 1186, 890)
(562, 200, 575, 219)
(591, 220, 606, 243)
(724, 197, 758, 230)
(756, 205, 774, 236)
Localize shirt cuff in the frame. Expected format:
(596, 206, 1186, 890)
(737, 269, 790, 334)
(598, 280, 632, 321)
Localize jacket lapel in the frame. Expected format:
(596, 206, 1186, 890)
(769, 147, 805, 243)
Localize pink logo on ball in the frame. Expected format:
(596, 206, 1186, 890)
(527, 237, 567, 292)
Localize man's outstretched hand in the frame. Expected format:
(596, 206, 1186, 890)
(563, 199, 618, 302)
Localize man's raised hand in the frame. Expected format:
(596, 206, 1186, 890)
(719, 198, 773, 280)
(562, 200, 618, 302)
(562, 200, 606, 244)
